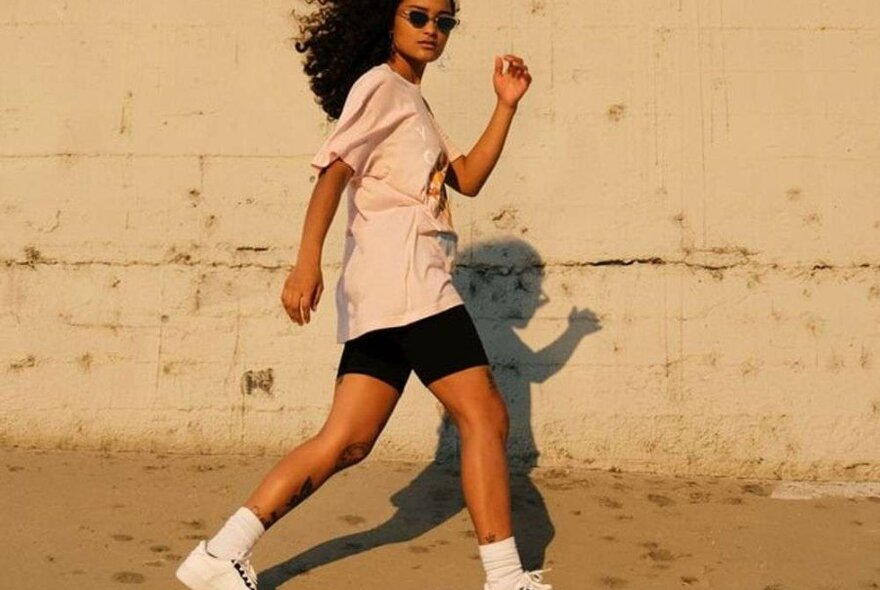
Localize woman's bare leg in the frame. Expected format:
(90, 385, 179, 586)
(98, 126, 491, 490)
(426, 365, 512, 544)
(243, 373, 402, 529)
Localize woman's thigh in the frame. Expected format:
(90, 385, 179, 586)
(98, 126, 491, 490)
(400, 305, 503, 430)
(400, 304, 491, 390)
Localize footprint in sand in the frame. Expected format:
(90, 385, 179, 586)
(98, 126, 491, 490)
(681, 576, 699, 585)
(647, 493, 675, 507)
(112, 534, 134, 542)
(181, 519, 206, 530)
(111, 571, 145, 584)
(598, 496, 623, 509)
(143, 560, 164, 567)
(408, 545, 430, 554)
(599, 575, 628, 588)
(149, 545, 170, 553)
(640, 542, 675, 563)
(646, 548, 674, 561)
(339, 514, 366, 526)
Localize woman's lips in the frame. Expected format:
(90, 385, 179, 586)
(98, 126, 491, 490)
(419, 42, 436, 49)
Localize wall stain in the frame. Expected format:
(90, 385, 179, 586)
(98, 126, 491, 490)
(803, 212, 821, 227)
(491, 207, 519, 230)
(9, 355, 37, 372)
(786, 187, 803, 201)
(608, 104, 626, 122)
(24, 246, 44, 266)
(529, 0, 546, 15)
(77, 353, 93, 372)
(241, 368, 274, 396)
(119, 90, 133, 136)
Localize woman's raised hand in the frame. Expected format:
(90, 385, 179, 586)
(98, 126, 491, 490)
(493, 54, 532, 108)
(281, 261, 324, 325)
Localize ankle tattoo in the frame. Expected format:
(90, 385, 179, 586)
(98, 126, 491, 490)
(250, 504, 279, 530)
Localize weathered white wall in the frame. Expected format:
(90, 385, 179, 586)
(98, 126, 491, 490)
(2, 0, 879, 480)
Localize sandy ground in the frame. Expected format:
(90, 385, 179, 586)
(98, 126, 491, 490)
(2, 446, 879, 590)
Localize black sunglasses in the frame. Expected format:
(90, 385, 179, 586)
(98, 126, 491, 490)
(398, 8, 459, 35)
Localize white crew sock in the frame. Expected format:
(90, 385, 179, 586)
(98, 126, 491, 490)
(479, 536, 525, 589)
(205, 507, 266, 559)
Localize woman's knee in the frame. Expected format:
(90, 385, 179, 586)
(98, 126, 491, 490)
(456, 393, 509, 442)
(310, 433, 375, 472)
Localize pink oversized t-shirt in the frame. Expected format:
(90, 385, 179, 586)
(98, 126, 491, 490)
(310, 63, 466, 343)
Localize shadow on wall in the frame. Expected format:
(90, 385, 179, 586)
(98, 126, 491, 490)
(259, 236, 602, 587)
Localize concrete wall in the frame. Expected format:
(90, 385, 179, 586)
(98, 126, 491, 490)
(2, 0, 879, 480)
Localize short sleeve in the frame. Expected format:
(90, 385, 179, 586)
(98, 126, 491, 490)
(310, 73, 409, 178)
(432, 117, 464, 163)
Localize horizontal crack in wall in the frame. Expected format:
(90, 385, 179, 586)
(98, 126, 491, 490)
(2, 257, 879, 273)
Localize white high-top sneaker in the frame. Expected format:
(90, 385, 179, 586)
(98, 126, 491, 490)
(484, 568, 553, 590)
(175, 539, 258, 590)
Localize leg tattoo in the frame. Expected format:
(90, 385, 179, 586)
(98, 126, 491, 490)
(249, 476, 317, 530)
(482, 532, 497, 544)
(335, 442, 372, 471)
(283, 476, 315, 513)
(249, 504, 280, 530)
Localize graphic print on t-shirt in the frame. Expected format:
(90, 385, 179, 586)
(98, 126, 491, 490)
(425, 148, 452, 229)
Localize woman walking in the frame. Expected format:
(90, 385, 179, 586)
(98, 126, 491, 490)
(175, 0, 548, 588)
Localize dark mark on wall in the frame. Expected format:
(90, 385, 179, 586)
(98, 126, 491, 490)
(9, 354, 37, 371)
(608, 104, 626, 122)
(24, 246, 44, 266)
(241, 368, 274, 396)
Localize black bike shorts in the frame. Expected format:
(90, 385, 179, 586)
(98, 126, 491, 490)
(336, 304, 490, 394)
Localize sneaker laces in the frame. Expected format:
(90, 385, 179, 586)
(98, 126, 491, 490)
(231, 550, 258, 590)
(518, 568, 552, 590)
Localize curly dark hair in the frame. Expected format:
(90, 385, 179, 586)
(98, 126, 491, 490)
(293, 0, 458, 121)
